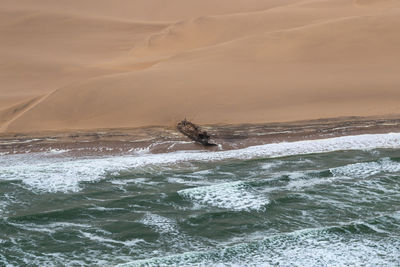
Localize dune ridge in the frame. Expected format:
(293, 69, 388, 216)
(1, 0, 399, 133)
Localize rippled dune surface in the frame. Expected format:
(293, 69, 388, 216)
(1, 0, 400, 132)
(1, 133, 400, 265)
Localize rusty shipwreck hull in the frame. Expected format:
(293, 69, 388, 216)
(177, 120, 217, 146)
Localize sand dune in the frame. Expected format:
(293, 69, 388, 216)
(1, 0, 300, 21)
(1, 0, 399, 133)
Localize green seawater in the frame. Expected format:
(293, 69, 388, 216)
(1, 134, 400, 266)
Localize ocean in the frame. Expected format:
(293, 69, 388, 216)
(1, 133, 400, 266)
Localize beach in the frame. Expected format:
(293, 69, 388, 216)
(1, 116, 400, 156)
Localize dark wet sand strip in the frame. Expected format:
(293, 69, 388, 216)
(1, 115, 400, 156)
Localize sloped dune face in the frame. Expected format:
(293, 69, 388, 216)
(1, 0, 400, 132)
(1, 0, 300, 21)
(0, 3, 169, 130)
(354, 0, 399, 7)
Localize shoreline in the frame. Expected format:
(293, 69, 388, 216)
(1, 115, 400, 157)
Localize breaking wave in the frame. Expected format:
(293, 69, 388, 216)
(330, 157, 400, 178)
(0, 133, 399, 193)
(119, 212, 400, 267)
(178, 181, 269, 211)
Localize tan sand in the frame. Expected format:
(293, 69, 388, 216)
(1, 0, 399, 133)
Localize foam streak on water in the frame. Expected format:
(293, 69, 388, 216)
(330, 157, 400, 178)
(178, 181, 269, 211)
(119, 213, 400, 267)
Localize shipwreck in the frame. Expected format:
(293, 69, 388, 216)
(177, 119, 217, 146)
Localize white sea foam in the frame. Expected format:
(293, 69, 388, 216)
(87, 206, 126, 211)
(286, 176, 334, 190)
(80, 231, 143, 247)
(6, 221, 91, 234)
(0, 193, 19, 217)
(280, 158, 400, 191)
(128, 147, 150, 155)
(178, 181, 269, 211)
(110, 178, 159, 186)
(261, 161, 282, 170)
(0, 133, 400, 193)
(330, 158, 400, 178)
(166, 176, 210, 186)
(120, 238, 400, 267)
(191, 169, 213, 176)
(119, 216, 400, 267)
(47, 149, 70, 154)
(139, 213, 178, 234)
